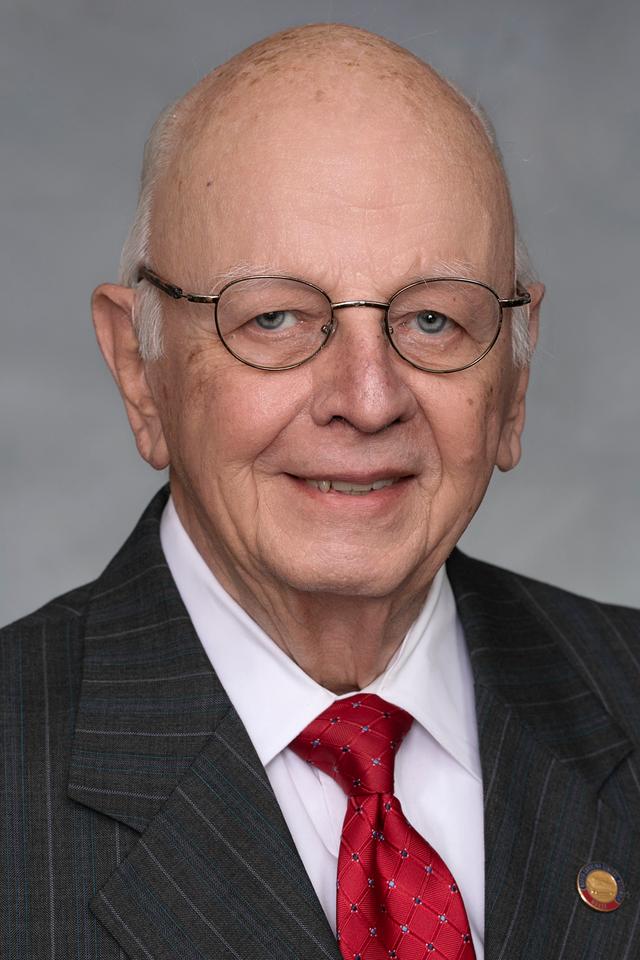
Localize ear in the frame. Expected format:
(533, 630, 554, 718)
(496, 281, 544, 472)
(92, 283, 170, 470)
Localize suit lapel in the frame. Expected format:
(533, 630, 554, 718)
(69, 488, 339, 960)
(91, 706, 340, 960)
(448, 550, 640, 960)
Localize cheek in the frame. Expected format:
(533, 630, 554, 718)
(165, 350, 308, 470)
(428, 379, 503, 478)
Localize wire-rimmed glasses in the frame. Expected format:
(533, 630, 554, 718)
(138, 267, 531, 373)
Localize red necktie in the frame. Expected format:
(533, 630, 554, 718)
(290, 693, 476, 960)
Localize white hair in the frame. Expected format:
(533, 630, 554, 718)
(118, 101, 180, 360)
(461, 96, 537, 367)
(120, 89, 537, 366)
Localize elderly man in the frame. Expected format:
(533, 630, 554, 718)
(2, 22, 639, 960)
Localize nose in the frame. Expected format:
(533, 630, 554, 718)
(309, 306, 419, 433)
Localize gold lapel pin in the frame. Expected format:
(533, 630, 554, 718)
(577, 862, 625, 912)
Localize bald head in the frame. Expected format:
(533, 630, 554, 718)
(121, 24, 531, 361)
(177, 23, 494, 146)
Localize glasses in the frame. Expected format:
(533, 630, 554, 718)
(138, 267, 531, 374)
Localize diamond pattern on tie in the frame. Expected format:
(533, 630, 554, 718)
(291, 693, 476, 960)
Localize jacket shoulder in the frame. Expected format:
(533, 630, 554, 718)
(448, 547, 639, 629)
(448, 548, 640, 725)
(0, 581, 95, 737)
(1, 578, 94, 640)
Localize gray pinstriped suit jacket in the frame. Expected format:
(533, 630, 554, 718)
(2, 486, 640, 959)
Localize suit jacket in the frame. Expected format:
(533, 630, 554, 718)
(2, 486, 640, 959)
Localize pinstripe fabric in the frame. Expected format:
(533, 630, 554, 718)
(1, 582, 139, 959)
(2, 485, 639, 959)
(2, 489, 339, 960)
(448, 551, 640, 958)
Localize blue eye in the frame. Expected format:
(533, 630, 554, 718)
(254, 310, 297, 330)
(414, 310, 450, 334)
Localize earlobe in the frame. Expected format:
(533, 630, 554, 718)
(92, 283, 170, 470)
(495, 370, 529, 472)
(495, 281, 544, 473)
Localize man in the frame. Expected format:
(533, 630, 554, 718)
(2, 22, 639, 960)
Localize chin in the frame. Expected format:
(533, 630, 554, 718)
(262, 549, 422, 600)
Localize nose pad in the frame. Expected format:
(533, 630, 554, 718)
(320, 316, 337, 338)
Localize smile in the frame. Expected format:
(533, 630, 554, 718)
(304, 478, 398, 495)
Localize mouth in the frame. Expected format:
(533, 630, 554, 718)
(303, 477, 400, 496)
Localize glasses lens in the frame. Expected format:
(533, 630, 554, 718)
(388, 279, 501, 371)
(216, 278, 332, 368)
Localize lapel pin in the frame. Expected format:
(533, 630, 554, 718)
(577, 862, 625, 912)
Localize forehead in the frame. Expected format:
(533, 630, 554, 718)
(152, 57, 513, 291)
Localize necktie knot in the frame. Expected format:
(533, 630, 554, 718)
(290, 693, 412, 796)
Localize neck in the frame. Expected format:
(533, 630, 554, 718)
(230, 589, 430, 694)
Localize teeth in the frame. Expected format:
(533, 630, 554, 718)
(371, 479, 395, 491)
(332, 480, 383, 493)
(305, 478, 397, 495)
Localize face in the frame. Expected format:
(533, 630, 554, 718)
(97, 64, 539, 606)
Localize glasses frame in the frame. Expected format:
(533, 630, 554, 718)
(137, 266, 531, 374)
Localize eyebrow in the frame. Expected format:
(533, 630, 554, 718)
(204, 257, 484, 293)
(402, 258, 482, 284)
(204, 262, 275, 290)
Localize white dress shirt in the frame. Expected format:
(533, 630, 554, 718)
(160, 496, 484, 956)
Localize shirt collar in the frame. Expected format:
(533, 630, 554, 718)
(160, 496, 480, 780)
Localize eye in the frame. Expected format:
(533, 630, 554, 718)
(252, 310, 297, 331)
(412, 310, 452, 334)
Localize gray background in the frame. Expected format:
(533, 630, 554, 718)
(1, 0, 638, 626)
